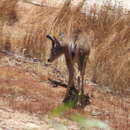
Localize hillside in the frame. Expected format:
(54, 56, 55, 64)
(0, 0, 130, 129)
(0, 52, 129, 129)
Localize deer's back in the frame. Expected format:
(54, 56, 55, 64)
(64, 32, 91, 64)
(76, 32, 91, 51)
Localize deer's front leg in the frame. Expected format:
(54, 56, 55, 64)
(63, 64, 75, 102)
(80, 58, 87, 96)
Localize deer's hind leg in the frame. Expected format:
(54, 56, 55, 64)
(77, 52, 90, 107)
(78, 51, 87, 95)
(63, 58, 78, 103)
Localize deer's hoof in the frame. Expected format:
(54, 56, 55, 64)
(63, 87, 78, 104)
(77, 94, 90, 108)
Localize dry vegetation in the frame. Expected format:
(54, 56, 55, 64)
(0, 0, 18, 50)
(85, 1, 130, 96)
(0, 0, 18, 23)
(0, 0, 130, 129)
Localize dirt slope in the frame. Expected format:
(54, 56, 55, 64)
(0, 53, 129, 130)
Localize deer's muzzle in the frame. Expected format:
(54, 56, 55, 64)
(48, 58, 51, 62)
(48, 57, 53, 62)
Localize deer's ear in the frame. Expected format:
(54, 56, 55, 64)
(53, 36, 61, 46)
(46, 35, 54, 41)
(46, 35, 55, 46)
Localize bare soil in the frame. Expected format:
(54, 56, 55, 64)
(0, 53, 129, 130)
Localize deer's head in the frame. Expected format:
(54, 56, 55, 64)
(47, 35, 63, 62)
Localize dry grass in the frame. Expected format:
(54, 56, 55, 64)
(0, 0, 18, 23)
(90, 25, 130, 95)
(21, 5, 58, 60)
(50, 0, 87, 37)
(0, 0, 18, 50)
(87, 2, 130, 95)
(0, 0, 130, 95)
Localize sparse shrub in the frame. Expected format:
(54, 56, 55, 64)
(50, 103, 111, 130)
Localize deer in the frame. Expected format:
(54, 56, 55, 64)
(47, 30, 93, 107)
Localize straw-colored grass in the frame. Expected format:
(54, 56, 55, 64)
(0, 0, 18, 50)
(0, 0, 18, 23)
(85, 1, 130, 95)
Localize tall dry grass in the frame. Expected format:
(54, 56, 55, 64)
(85, 1, 130, 95)
(0, 0, 18, 23)
(22, 6, 58, 60)
(0, 0, 18, 50)
(50, 0, 87, 37)
(0, 0, 130, 95)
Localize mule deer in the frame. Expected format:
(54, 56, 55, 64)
(47, 30, 92, 106)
